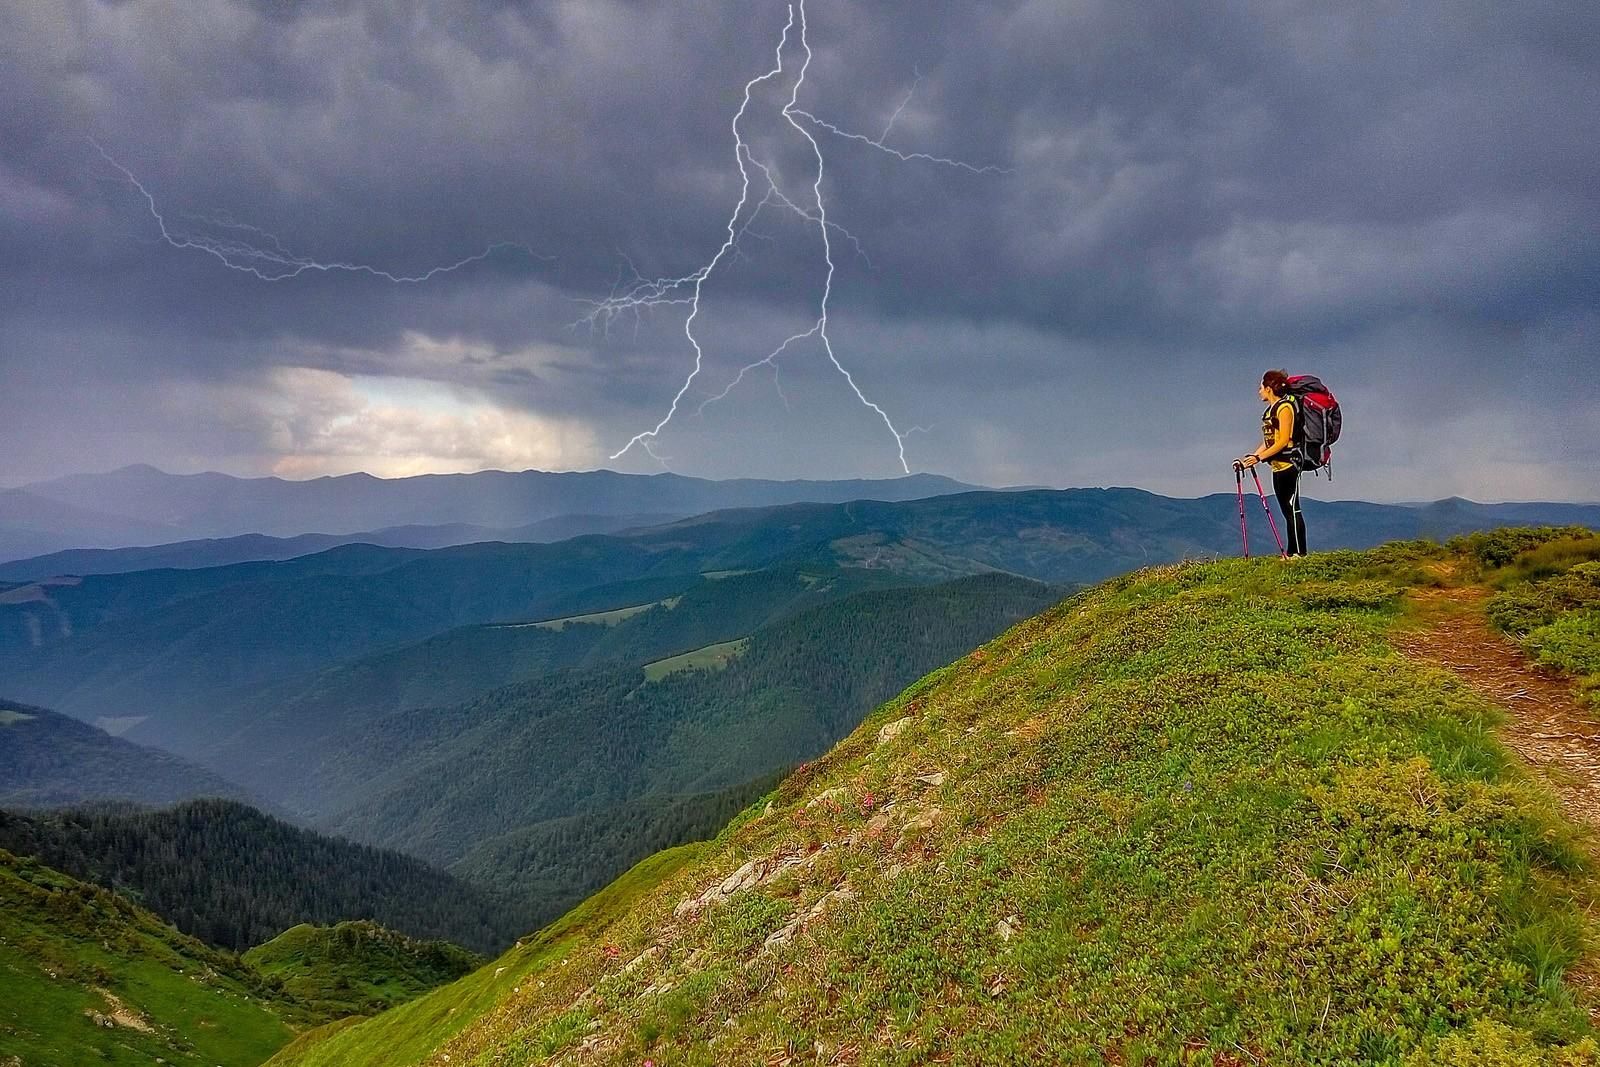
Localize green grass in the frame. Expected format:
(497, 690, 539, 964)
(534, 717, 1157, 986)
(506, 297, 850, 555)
(0, 850, 300, 1067)
(267, 542, 1600, 1066)
(642, 638, 748, 681)
(243, 921, 481, 1019)
(1450, 527, 1598, 573)
(267, 844, 708, 1067)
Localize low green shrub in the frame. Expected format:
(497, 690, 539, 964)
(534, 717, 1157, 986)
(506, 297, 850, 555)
(1290, 579, 1405, 612)
(1490, 563, 1600, 636)
(1403, 1019, 1600, 1065)
(1495, 538, 1600, 587)
(1525, 611, 1600, 710)
(1451, 528, 1595, 570)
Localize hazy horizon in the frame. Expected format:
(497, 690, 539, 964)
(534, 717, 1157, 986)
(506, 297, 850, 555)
(6, 462, 1598, 508)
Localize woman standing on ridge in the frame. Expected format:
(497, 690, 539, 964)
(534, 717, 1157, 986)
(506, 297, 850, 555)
(1237, 369, 1307, 557)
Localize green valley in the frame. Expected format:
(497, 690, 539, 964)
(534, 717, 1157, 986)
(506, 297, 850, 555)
(8, 555, 1067, 956)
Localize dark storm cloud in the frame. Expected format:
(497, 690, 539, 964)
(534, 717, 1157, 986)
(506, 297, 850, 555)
(0, 0, 1595, 496)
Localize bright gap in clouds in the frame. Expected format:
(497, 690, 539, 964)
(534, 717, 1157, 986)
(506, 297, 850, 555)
(257, 367, 600, 479)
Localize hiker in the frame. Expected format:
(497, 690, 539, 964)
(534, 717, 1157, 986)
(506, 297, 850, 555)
(1236, 369, 1307, 557)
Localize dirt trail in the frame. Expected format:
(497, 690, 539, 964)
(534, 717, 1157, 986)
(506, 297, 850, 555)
(1395, 586, 1600, 829)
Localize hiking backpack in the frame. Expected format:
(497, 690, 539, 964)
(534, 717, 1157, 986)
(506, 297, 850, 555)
(1285, 374, 1342, 475)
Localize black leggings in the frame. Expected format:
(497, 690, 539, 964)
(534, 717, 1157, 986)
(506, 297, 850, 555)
(1272, 467, 1307, 556)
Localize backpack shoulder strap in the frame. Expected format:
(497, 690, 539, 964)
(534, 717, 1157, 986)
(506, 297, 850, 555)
(1272, 396, 1302, 442)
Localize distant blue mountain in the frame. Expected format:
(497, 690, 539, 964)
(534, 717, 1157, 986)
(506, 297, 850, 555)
(0, 697, 255, 809)
(0, 513, 682, 582)
(1, 465, 982, 561)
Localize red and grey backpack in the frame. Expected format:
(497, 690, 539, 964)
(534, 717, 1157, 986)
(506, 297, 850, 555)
(1285, 375, 1342, 475)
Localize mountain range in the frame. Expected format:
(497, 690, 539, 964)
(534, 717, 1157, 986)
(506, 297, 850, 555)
(6, 487, 1597, 746)
(0, 464, 980, 561)
(5, 485, 1596, 921)
(0, 517, 679, 582)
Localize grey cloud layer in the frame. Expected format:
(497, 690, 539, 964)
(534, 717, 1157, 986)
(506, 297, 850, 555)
(1, 0, 1595, 496)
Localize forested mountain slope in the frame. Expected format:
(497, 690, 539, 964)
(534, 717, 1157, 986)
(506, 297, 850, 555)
(0, 698, 254, 808)
(0, 800, 530, 954)
(447, 772, 787, 932)
(7, 488, 1594, 758)
(311, 574, 1063, 863)
(270, 540, 1600, 1066)
(181, 561, 908, 793)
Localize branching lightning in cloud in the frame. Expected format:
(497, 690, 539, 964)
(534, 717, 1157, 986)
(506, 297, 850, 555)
(783, 1, 911, 471)
(92, 140, 543, 283)
(790, 108, 1014, 177)
(88, 5, 1001, 477)
(593, 0, 1007, 474)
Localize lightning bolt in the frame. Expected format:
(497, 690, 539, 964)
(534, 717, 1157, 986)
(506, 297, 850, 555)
(91, 140, 542, 283)
(599, 0, 1008, 474)
(790, 108, 1014, 176)
(879, 67, 922, 142)
(782, 0, 910, 472)
(584, 8, 798, 468)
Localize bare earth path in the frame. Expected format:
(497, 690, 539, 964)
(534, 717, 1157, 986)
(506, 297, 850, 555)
(1394, 586, 1600, 830)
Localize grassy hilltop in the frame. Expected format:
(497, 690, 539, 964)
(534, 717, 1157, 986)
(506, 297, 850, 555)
(267, 535, 1600, 1066)
(0, 848, 495, 1067)
(243, 921, 482, 1020)
(0, 849, 299, 1067)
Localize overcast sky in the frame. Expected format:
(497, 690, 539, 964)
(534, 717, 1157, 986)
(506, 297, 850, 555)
(2, 1, 1596, 501)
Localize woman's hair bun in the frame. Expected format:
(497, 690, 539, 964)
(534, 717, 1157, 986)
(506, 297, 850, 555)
(1261, 369, 1290, 394)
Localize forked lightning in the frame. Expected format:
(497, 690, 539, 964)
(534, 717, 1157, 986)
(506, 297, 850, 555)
(92, 2, 1006, 473)
(594, 1, 1007, 473)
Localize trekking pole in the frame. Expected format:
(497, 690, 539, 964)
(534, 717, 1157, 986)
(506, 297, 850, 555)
(1233, 464, 1250, 558)
(1249, 467, 1289, 559)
